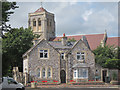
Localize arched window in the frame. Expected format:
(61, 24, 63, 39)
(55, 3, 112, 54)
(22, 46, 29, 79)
(38, 19, 41, 26)
(42, 68, 45, 78)
(47, 68, 51, 78)
(33, 19, 36, 26)
(36, 68, 40, 77)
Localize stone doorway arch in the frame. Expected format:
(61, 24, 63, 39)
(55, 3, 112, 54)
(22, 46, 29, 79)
(60, 70, 66, 83)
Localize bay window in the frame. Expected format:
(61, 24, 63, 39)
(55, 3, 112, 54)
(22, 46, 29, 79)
(73, 68, 88, 79)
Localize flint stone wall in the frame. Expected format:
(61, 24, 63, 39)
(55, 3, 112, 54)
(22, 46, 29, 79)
(28, 40, 60, 82)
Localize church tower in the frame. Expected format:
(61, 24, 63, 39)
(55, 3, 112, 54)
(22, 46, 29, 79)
(28, 7, 55, 40)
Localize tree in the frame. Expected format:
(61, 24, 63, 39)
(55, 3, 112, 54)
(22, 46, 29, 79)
(104, 59, 120, 69)
(1, 0, 18, 38)
(116, 47, 120, 59)
(67, 38, 76, 42)
(93, 45, 116, 67)
(2, 27, 35, 76)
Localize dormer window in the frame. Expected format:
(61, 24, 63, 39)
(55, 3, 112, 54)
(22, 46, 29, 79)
(76, 52, 85, 60)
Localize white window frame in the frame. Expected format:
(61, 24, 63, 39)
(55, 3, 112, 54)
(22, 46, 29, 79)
(76, 52, 85, 60)
(40, 50, 48, 59)
(74, 69, 78, 79)
(73, 68, 88, 79)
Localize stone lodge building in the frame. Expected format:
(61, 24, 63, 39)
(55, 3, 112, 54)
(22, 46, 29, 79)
(22, 7, 120, 83)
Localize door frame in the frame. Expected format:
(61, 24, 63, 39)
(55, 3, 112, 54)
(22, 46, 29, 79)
(101, 68, 108, 82)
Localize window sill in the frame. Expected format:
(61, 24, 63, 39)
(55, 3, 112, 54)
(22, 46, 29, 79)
(74, 77, 88, 79)
(39, 58, 49, 60)
(76, 60, 85, 62)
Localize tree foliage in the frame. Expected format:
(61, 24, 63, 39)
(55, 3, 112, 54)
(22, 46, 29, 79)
(2, 27, 34, 76)
(1, 1, 18, 38)
(93, 45, 117, 67)
(67, 38, 76, 42)
(105, 59, 120, 69)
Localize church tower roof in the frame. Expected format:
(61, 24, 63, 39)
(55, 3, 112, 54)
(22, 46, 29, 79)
(35, 7, 46, 13)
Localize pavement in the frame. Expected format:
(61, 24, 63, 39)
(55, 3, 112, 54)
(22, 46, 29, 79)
(26, 84, 120, 89)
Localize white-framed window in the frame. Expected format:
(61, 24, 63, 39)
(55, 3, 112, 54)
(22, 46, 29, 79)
(73, 68, 88, 79)
(76, 52, 85, 60)
(61, 53, 65, 59)
(42, 68, 45, 78)
(40, 50, 48, 58)
(47, 68, 51, 78)
(36, 68, 40, 77)
(83, 69, 87, 78)
(74, 69, 77, 78)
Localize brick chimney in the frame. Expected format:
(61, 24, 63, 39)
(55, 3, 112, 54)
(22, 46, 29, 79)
(62, 33, 67, 46)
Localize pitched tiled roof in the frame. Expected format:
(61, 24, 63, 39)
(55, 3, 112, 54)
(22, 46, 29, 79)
(49, 41, 75, 49)
(52, 34, 105, 50)
(106, 37, 120, 47)
(35, 7, 46, 13)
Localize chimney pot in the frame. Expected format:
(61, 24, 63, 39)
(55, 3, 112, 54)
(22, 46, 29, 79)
(63, 33, 65, 37)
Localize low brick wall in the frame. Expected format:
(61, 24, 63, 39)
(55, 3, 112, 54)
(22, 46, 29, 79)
(70, 81, 105, 85)
(37, 83, 60, 85)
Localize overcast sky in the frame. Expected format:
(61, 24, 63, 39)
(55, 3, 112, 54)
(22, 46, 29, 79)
(7, 1, 118, 37)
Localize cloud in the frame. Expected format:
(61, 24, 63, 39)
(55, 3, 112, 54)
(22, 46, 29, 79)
(82, 9, 93, 21)
(8, 2, 118, 37)
(69, 0, 78, 5)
